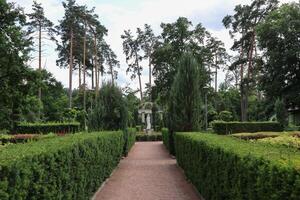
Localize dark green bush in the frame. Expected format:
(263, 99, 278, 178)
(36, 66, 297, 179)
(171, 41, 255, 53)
(136, 133, 162, 141)
(218, 111, 233, 121)
(211, 121, 283, 134)
(15, 122, 80, 134)
(162, 128, 175, 154)
(123, 128, 136, 156)
(88, 83, 128, 131)
(0, 131, 124, 200)
(175, 132, 300, 200)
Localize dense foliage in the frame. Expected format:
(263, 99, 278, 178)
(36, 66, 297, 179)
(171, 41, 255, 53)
(211, 121, 283, 134)
(168, 53, 208, 132)
(175, 132, 300, 200)
(15, 122, 80, 134)
(0, 131, 124, 199)
(88, 83, 128, 131)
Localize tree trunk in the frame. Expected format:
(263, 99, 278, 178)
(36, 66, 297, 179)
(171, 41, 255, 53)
(83, 20, 87, 112)
(38, 24, 42, 118)
(79, 62, 82, 88)
(240, 44, 246, 122)
(135, 51, 143, 100)
(94, 34, 99, 99)
(91, 59, 94, 89)
(110, 63, 114, 86)
(69, 29, 73, 108)
(215, 54, 218, 92)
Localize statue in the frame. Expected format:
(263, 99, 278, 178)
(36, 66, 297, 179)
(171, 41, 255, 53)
(146, 113, 151, 130)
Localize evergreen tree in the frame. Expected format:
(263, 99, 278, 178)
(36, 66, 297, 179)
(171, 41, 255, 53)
(121, 29, 144, 100)
(168, 52, 209, 132)
(27, 0, 56, 116)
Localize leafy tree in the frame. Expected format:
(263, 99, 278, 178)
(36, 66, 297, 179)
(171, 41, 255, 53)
(27, 1, 56, 106)
(223, 0, 279, 121)
(218, 111, 233, 122)
(121, 30, 144, 100)
(275, 98, 288, 127)
(88, 83, 128, 131)
(257, 2, 300, 108)
(102, 43, 119, 85)
(139, 24, 158, 93)
(152, 17, 212, 105)
(0, 1, 33, 130)
(168, 52, 209, 132)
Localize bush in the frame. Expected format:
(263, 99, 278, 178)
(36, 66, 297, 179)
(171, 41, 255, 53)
(136, 133, 162, 141)
(88, 83, 128, 131)
(218, 111, 233, 122)
(162, 128, 175, 154)
(16, 122, 80, 134)
(211, 121, 283, 134)
(0, 131, 124, 199)
(275, 98, 288, 127)
(175, 132, 300, 200)
(123, 128, 136, 156)
(168, 52, 208, 132)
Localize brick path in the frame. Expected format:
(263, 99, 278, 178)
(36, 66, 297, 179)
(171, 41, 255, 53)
(93, 142, 201, 200)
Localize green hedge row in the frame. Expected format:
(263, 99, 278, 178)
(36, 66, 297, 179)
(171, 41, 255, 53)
(211, 121, 283, 134)
(123, 128, 136, 156)
(162, 128, 175, 155)
(16, 122, 80, 134)
(136, 133, 162, 141)
(0, 131, 124, 200)
(175, 132, 300, 200)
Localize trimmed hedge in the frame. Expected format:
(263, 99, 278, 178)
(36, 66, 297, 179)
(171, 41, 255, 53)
(123, 128, 136, 156)
(136, 133, 162, 141)
(162, 128, 175, 155)
(0, 131, 124, 199)
(211, 121, 283, 134)
(16, 122, 80, 134)
(175, 132, 300, 200)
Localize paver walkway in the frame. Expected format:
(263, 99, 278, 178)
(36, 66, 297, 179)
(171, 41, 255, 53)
(93, 141, 201, 200)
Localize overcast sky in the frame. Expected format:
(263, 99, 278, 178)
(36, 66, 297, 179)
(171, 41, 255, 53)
(13, 0, 294, 92)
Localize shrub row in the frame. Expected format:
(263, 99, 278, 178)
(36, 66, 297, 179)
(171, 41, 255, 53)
(15, 122, 80, 134)
(0, 131, 124, 200)
(136, 133, 162, 141)
(211, 121, 283, 134)
(175, 132, 300, 200)
(162, 128, 176, 155)
(123, 128, 136, 156)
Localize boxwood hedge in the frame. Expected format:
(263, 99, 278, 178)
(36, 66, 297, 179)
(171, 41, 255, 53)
(162, 128, 174, 154)
(16, 122, 80, 134)
(123, 128, 136, 156)
(0, 131, 124, 200)
(175, 132, 300, 200)
(211, 121, 283, 134)
(136, 133, 162, 141)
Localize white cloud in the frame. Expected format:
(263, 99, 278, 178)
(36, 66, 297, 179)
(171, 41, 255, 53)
(12, 0, 295, 93)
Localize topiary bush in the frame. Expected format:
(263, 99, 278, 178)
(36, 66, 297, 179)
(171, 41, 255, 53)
(211, 121, 283, 134)
(218, 111, 233, 122)
(88, 83, 128, 131)
(0, 131, 124, 199)
(175, 132, 300, 200)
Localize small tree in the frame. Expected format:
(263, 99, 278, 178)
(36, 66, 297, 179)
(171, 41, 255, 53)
(168, 52, 208, 132)
(275, 98, 288, 127)
(218, 111, 233, 122)
(88, 82, 127, 131)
